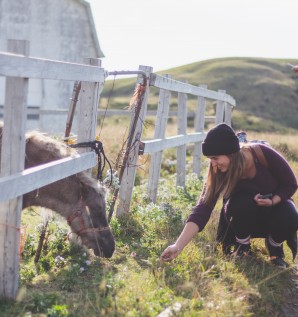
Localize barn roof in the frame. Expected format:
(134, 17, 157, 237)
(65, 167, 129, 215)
(77, 0, 104, 58)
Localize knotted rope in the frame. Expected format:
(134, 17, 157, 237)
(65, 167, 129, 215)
(69, 140, 113, 185)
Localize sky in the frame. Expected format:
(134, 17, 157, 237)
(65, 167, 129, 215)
(87, 0, 298, 73)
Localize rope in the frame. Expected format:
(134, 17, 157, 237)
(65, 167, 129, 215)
(108, 82, 147, 221)
(69, 140, 113, 185)
(98, 75, 116, 139)
(0, 221, 21, 231)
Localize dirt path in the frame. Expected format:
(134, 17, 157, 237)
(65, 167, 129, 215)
(281, 266, 298, 317)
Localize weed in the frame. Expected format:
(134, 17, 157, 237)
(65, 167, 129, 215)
(1, 133, 298, 316)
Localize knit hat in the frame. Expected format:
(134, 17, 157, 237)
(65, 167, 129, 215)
(202, 123, 240, 156)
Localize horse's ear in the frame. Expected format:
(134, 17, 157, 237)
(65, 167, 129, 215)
(80, 182, 94, 201)
(97, 181, 107, 194)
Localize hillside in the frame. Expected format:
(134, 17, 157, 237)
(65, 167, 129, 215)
(101, 57, 298, 132)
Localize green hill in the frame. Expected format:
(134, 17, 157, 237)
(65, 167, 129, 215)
(101, 57, 298, 132)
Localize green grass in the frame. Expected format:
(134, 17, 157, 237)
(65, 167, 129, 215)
(2, 56, 298, 316)
(1, 137, 297, 316)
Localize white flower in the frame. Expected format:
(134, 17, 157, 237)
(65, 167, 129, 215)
(54, 255, 65, 263)
(85, 260, 91, 266)
(103, 170, 120, 189)
(79, 267, 85, 273)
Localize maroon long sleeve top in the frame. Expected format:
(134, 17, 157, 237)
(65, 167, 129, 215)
(187, 144, 298, 232)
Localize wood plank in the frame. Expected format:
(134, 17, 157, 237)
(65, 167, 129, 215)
(0, 152, 96, 202)
(0, 52, 107, 82)
(147, 74, 171, 202)
(0, 108, 216, 122)
(193, 84, 207, 175)
(0, 40, 29, 299)
(224, 101, 233, 125)
(215, 90, 226, 125)
(140, 133, 205, 154)
(150, 74, 236, 106)
(176, 82, 187, 187)
(77, 58, 103, 148)
(117, 66, 153, 216)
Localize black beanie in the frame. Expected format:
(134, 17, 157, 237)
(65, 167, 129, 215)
(202, 123, 240, 156)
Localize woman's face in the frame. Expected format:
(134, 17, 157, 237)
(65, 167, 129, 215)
(208, 155, 230, 173)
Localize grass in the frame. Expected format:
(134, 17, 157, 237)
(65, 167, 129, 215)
(2, 56, 298, 316)
(1, 128, 297, 316)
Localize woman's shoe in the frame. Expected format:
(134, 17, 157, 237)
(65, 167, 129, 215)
(265, 237, 288, 268)
(265, 237, 285, 258)
(232, 242, 251, 257)
(270, 257, 288, 269)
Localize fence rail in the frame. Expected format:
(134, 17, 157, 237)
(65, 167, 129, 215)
(0, 40, 104, 300)
(116, 68, 235, 215)
(0, 40, 236, 300)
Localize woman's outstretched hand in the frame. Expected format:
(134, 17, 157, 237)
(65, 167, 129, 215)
(160, 244, 182, 262)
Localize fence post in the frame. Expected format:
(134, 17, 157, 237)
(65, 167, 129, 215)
(77, 58, 104, 146)
(193, 84, 207, 176)
(176, 81, 187, 187)
(147, 75, 171, 202)
(0, 39, 29, 299)
(224, 101, 233, 125)
(215, 89, 226, 125)
(117, 65, 152, 216)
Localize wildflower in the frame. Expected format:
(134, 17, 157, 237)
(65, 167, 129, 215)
(85, 260, 91, 266)
(130, 252, 137, 258)
(79, 267, 85, 273)
(54, 255, 65, 264)
(103, 170, 120, 189)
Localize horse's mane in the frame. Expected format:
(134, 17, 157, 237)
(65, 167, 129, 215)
(26, 130, 75, 160)
(26, 130, 104, 192)
(0, 122, 103, 193)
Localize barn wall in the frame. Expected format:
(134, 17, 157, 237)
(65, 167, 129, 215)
(0, 0, 103, 134)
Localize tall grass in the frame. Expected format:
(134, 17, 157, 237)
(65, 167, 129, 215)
(1, 122, 297, 316)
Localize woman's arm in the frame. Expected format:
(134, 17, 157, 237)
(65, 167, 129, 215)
(160, 222, 199, 262)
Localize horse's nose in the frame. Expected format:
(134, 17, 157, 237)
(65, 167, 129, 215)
(103, 245, 115, 258)
(93, 231, 115, 258)
(102, 235, 115, 258)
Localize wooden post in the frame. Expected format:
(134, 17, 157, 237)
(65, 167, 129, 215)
(193, 84, 207, 176)
(76, 58, 104, 178)
(224, 101, 233, 125)
(215, 90, 226, 125)
(77, 58, 103, 146)
(0, 39, 29, 299)
(117, 65, 152, 216)
(147, 75, 171, 202)
(176, 81, 187, 187)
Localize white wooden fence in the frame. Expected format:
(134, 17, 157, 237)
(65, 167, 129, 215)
(0, 39, 236, 300)
(116, 67, 236, 216)
(0, 40, 106, 299)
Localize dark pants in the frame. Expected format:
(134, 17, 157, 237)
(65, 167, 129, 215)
(217, 193, 298, 258)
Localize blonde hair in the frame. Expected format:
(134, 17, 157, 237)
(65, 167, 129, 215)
(202, 149, 247, 206)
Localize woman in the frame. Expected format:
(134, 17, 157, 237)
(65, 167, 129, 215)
(161, 123, 298, 268)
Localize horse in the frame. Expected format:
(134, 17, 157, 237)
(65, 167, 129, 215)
(0, 122, 115, 258)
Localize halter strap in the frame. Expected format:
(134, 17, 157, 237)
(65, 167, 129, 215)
(67, 198, 110, 235)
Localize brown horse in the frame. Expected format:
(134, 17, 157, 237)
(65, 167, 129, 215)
(0, 122, 115, 258)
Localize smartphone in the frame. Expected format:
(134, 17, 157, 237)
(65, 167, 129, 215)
(259, 193, 273, 199)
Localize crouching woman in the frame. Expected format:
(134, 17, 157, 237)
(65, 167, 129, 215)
(161, 123, 298, 268)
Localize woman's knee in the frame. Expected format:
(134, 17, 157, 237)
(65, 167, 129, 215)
(269, 200, 298, 238)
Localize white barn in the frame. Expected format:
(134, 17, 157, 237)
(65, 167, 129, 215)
(0, 0, 104, 133)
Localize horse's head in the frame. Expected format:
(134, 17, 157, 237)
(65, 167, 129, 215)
(66, 176, 115, 258)
(22, 131, 115, 258)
